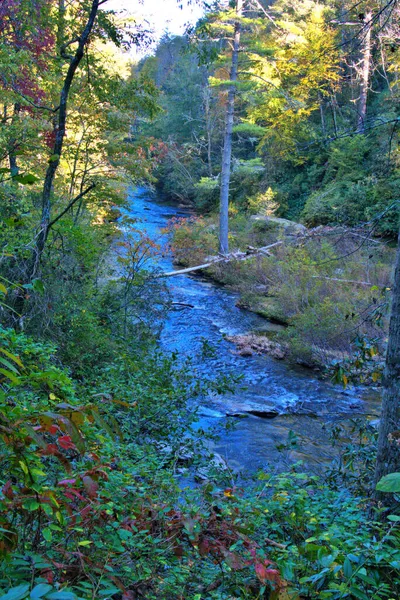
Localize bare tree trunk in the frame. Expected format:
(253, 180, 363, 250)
(357, 11, 372, 132)
(219, 0, 243, 255)
(374, 227, 400, 492)
(204, 85, 213, 177)
(30, 0, 100, 279)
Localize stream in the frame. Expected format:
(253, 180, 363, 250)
(127, 188, 381, 474)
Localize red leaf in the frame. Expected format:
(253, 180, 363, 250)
(255, 562, 282, 586)
(42, 570, 54, 584)
(222, 549, 245, 571)
(44, 443, 58, 455)
(58, 479, 77, 487)
(2, 481, 14, 499)
(58, 435, 76, 450)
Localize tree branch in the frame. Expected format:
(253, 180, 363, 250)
(48, 183, 96, 229)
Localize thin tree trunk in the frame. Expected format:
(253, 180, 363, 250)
(219, 0, 243, 255)
(204, 86, 213, 177)
(9, 103, 20, 177)
(318, 93, 326, 138)
(374, 227, 400, 493)
(30, 0, 100, 279)
(57, 0, 66, 51)
(357, 11, 372, 132)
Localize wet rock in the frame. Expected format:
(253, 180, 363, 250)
(196, 453, 228, 481)
(238, 346, 254, 357)
(198, 407, 225, 418)
(296, 357, 318, 369)
(226, 412, 249, 418)
(227, 333, 287, 360)
(245, 409, 280, 419)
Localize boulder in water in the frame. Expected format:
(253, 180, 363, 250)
(227, 333, 287, 360)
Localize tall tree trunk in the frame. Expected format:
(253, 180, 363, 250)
(204, 86, 213, 177)
(30, 0, 100, 280)
(8, 103, 20, 177)
(219, 0, 243, 255)
(374, 227, 400, 493)
(57, 0, 66, 52)
(357, 11, 372, 132)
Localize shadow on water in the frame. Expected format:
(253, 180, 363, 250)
(127, 188, 381, 474)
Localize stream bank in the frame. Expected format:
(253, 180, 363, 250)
(128, 188, 382, 474)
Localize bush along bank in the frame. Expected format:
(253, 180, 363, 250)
(167, 213, 393, 380)
(1, 324, 400, 599)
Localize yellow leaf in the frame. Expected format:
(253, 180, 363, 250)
(19, 461, 28, 475)
(49, 393, 57, 400)
(78, 540, 93, 546)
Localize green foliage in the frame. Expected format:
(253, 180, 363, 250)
(376, 473, 400, 493)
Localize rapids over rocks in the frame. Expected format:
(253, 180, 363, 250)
(128, 188, 381, 474)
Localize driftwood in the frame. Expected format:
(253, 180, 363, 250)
(311, 276, 374, 287)
(160, 241, 283, 278)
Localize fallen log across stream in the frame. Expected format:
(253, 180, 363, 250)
(159, 241, 284, 277)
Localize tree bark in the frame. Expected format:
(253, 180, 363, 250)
(219, 0, 243, 255)
(204, 85, 213, 177)
(57, 0, 66, 51)
(357, 11, 373, 133)
(30, 0, 100, 279)
(374, 227, 400, 491)
(8, 103, 20, 177)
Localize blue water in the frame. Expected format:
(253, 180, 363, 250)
(126, 188, 381, 472)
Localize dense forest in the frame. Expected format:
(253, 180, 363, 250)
(0, 0, 400, 599)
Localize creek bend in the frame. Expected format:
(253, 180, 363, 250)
(128, 188, 381, 474)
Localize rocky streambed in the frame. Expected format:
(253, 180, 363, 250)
(128, 188, 382, 474)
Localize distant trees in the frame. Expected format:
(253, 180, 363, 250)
(141, 0, 399, 236)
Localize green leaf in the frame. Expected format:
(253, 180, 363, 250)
(343, 557, 353, 578)
(98, 588, 120, 597)
(0, 368, 20, 384)
(0, 283, 7, 295)
(32, 279, 45, 295)
(77, 540, 92, 547)
(0, 584, 30, 600)
(387, 515, 400, 522)
(376, 472, 400, 493)
(42, 527, 52, 542)
(349, 587, 369, 600)
(0, 349, 23, 369)
(13, 173, 38, 185)
(0, 357, 19, 373)
(30, 584, 53, 599)
(46, 593, 77, 600)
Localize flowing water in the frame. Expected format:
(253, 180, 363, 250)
(128, 188, 381, 474)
